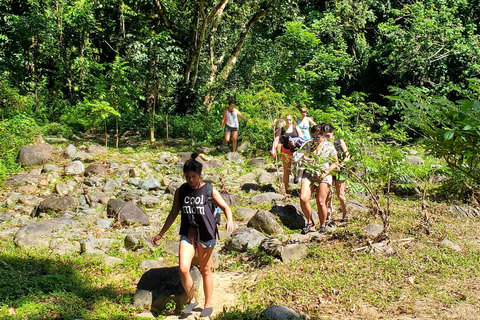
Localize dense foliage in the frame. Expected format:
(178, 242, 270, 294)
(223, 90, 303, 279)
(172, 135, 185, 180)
(1, 0, 480, 190)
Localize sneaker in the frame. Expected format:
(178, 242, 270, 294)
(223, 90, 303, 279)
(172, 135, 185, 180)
(302, 223, 315, 234)
(318, 226, 327, 232)
(341, 216, 349, 222)
(181, 301, 199, 314)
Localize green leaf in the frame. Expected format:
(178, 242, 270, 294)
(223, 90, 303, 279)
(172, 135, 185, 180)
(463, 125, 472, 131)
(443, 130, 454, 140)
(473, 101, 480, 112)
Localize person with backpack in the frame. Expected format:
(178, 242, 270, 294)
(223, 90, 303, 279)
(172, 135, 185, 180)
(151, 153, 234, 317)
(324, 124, 351, 222)
(299, 124, 338, 234)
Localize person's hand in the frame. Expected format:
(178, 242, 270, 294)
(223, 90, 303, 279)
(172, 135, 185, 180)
(270, 149, 276, 158)
(226, 219, 235, 233)
(151, 234, 162, 246)
(216, 129, 222, 134)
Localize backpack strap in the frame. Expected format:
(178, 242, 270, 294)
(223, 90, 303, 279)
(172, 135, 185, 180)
(206, 183, 220, 240)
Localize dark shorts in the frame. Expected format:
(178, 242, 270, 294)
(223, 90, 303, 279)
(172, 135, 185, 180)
(225, 124, 238, 133)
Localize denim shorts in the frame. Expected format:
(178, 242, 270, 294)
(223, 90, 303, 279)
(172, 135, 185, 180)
(180, 235, 216, 248)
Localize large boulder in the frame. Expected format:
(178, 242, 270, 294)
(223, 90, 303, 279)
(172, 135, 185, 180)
(15, 217, 77, 248)
(134, 266, 202, 312)
(107, 199, 150, 225)
(65, 160, 85, 176)
(270, 202, 312, 230)
(261, 305, 303, 320)
(33, 196, 79, 217)
(223, 227, 266, 252)
(17, 143, 55, 166)
(84, 164, 107, 177)
(247, 210, 284, 235)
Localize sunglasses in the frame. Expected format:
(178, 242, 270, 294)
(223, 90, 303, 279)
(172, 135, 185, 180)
(313, 137, 321, 140)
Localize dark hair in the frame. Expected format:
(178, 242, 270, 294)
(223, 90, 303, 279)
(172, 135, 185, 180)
(183, 153, 202, 175)
(311, 124, 323, 134)
(228, 97, 236, 105)
(323, 123, 335, 133)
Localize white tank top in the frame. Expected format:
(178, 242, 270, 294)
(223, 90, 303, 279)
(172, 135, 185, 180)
(226, 109, 239, 128)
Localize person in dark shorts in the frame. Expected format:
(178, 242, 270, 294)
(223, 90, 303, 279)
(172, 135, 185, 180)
(151, 153, 234, 317)
(218, 97, 248, 152)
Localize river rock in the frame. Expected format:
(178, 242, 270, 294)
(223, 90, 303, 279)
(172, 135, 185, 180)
(106, 199, 150, 225)
(225, 152, 244, 164)
(251, 192, 284, 205)
(134, 266, 202, 312)
(87, 144, 107, 154)
(85, 164, 107, 177)
(247, 210, 284, 235)
(235, 207, 257, 221)
(65, 160, 85, 176)
(33, 196, 79, 217)
(261, 305, 303, 320)
(281, 243, 308, 263)
(139, 178, 161, 191)
(14, 217, 77, 248)
(224, 227, 266, 252)
(17, 143, 55, 166)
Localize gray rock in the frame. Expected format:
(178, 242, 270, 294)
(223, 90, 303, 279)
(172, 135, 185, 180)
(390, 176, 421, 197)
(33, 196, 79, 217)
(346, 200, 368, 212)
(167, 180, 183, 194)
(17, 143, 55, 166)
(124, 232, 147, 251)
(251, 192, 284, 205)
(271, 202, 313, 230)
(87, 144, 107, 154)
(127, 177, 142, 186)
(50, 242, 81, 255)
(42, 163, 62, 173)
(236, 140, 250, 153)
(84, 177, 104, 187)
(220, 193, 238, 206)
(5, 174, 42, 187)
(18, 195, 44, 207)
(261, 305, 303, 320)
(139, 196, 160, 208)
(107, 199, 150, 226)
(105, 256, 124, 266)
(363, 223, 384, 239)
(247, 210, 284, 235)
(123, 189, 148, 201)
(73, 151, 93, 161)
(281, 243, 308, 263)
(257, 172, 275, 184)
(65, 160, 85, 176)
(110, 162, 119, 169)
(235, 207, 257, 221)
(135, 266, 202, 312)
(97, 218, 114, 228)
(233, 172, 256, 185)
(103, 179, 119, 192)
(14, 217, 76, 248)
(156, 152, 178, 164)
(139, 177, 161, 191)
(441, 239, 461, 252)
(84, 164, 107, 177)
(259, 237, 283, 257)
(65, 144, 77, 158)
(139, 260, 167, 270)
(206, 158, 223, 169)
(55, 182, 70, 196)
(80, 238, 118, 255)
(224, 227, 266, 252)
(164, 241, 179, 257)
(225, 152, 244, 164)
(247, 158, 266, 167)
(87, 192, 107, 204)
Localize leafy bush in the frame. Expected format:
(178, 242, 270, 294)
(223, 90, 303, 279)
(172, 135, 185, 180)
(0, 114, 41, 177)
(41, 122, 73, 139)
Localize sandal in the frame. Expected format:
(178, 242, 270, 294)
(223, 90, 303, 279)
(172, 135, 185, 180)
(318, 226, 327, 232)
(200, 307, 213, 317)
(341, 216, 349, 222)
(302, 223, 315, 234)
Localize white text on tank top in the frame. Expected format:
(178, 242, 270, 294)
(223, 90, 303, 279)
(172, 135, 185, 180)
(183, 194, 206, 215)
(226, 110, 239, 128)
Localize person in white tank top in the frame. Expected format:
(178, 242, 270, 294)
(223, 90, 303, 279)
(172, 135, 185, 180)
(218, 97, 248, 152)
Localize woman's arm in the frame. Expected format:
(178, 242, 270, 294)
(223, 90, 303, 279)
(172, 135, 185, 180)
(295, 126, 304, 139)
(308, 117, 317, 126)
(219, 109, 227, 131)
(324, 154, 339, 177)
(271, 128, 282, 157)
(236, 109, 248, 121)
(212, 187, 234, 233)
(151, 189, 181, 245)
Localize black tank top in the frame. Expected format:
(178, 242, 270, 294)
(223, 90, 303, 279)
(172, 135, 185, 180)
(178, 183, 217, 241)
(279, 126, 299, 150)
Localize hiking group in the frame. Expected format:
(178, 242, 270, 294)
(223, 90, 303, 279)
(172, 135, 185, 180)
(151, 102, 350, 316)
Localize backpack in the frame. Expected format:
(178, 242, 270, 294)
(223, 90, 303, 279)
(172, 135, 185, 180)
(206, 183, 221, 225)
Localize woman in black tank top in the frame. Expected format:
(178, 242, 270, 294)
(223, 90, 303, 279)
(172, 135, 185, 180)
(151, 153, 234, 317)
